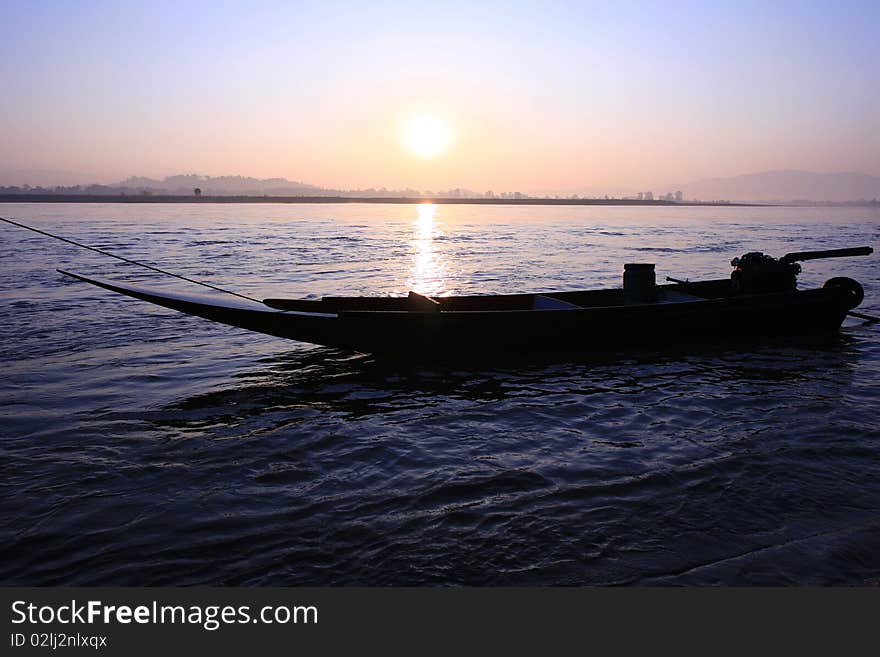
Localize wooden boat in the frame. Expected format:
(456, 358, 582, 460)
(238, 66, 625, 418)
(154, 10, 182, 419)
(57, 246, 873, 355)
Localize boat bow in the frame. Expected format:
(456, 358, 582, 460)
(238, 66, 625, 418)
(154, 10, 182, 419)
(57, 269, 341, 345)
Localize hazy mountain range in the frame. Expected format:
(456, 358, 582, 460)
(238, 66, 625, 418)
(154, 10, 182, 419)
(675, 170, 880, 202)
(112, 170, 880, 201)
(115, 174, 334, 196)
(1, 170, 878, 202)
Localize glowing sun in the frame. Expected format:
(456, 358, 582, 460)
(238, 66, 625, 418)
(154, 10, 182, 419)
(402, 115, 453, 159)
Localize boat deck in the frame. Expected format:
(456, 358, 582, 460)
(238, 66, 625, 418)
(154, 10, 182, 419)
(263, 279, 728, 313)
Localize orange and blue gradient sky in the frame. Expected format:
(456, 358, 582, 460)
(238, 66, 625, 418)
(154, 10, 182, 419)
(2, 1, 878, 194)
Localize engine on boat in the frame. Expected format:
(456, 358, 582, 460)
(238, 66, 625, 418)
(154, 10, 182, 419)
(730, 252, 801, 294)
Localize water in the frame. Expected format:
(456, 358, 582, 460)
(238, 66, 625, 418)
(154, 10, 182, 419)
(1, 202, 878, 585)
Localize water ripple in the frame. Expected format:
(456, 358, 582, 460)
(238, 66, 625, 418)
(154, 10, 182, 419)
(1, 203, 879, 585)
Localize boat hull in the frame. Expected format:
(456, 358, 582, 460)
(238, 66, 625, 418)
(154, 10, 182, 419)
(334, 290, 851, 354)
(58, 270, 855, 355)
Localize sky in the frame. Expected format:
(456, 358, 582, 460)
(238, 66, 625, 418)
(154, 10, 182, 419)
(2, 0, 878, 194)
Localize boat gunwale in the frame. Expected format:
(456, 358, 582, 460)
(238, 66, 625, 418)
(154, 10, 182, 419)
(332, 286, 846, 317)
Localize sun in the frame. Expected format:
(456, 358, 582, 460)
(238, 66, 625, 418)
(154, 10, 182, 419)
(402, 115, 453, 159)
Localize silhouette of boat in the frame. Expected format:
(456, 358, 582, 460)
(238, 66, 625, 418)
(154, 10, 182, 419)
(57, 246, 873, 355)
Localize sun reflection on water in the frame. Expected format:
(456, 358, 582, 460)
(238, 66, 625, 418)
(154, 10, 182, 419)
(407, 203, 448, 295)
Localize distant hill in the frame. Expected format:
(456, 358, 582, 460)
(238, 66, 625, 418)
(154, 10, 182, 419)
(678, 170, 880, 203)
(104, 174, 435, 198)
(111, 174, 331, 196)
(0, 172, 491, 199)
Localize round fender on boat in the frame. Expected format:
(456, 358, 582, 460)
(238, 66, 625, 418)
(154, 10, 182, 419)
(823, 277, 864, 309)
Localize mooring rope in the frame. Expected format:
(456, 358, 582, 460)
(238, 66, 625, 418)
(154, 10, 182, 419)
(1, 216, 262, 304)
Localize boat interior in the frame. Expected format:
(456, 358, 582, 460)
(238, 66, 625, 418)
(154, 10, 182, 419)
(263, 279, 733, 313)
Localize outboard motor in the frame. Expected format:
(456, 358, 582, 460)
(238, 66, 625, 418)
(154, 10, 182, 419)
(730, 252, 801, 294)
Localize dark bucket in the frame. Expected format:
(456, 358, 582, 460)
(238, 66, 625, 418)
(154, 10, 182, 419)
(623, 263, 656, 304)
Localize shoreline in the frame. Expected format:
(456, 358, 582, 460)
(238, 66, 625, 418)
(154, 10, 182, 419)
(0, 194, 759, 206)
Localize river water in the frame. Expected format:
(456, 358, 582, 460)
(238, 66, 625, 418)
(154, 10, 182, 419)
(1, 202, 878, 585)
